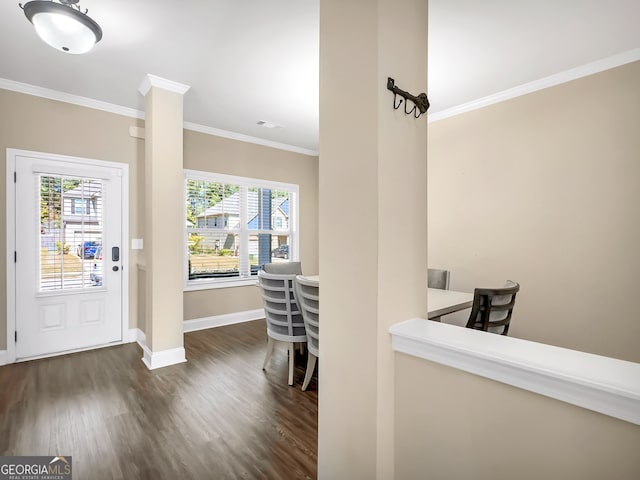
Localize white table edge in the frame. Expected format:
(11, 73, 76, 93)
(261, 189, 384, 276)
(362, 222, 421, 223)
(427, 288, 474, 319)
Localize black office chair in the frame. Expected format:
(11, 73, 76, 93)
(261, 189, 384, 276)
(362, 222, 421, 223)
(465, 281, 520, 335)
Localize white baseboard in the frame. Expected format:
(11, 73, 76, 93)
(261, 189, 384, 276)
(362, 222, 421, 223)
(135, 329, 147, 349)
(136, 328, 186, 370)
(0, 350, 7, 366)
(135, 308, 263, 370)
(183, 308, 264, 333)
(141, 345, 187, 370)
(124, 328, 140, 343)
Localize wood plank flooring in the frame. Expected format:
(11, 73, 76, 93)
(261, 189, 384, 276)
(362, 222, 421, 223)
(0, 320, 318, 479)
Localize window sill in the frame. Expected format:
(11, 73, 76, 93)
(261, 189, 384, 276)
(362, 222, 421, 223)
(184, 277, 259, 291)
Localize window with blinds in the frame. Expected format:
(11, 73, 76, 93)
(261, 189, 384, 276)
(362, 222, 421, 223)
(39, 175, 104, 291)
(185, 170, 298, 288)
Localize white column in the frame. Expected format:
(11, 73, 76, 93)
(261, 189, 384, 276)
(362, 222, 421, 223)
(318, 0, 428, 477)
(138, 74, 190, 369)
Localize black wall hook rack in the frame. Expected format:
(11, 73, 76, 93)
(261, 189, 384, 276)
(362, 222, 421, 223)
(387, 77, 430, 118)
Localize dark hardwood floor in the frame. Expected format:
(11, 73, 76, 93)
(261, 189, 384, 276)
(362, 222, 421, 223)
(0, 320, 318, 479)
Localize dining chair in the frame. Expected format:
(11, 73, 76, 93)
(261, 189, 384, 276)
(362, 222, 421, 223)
(262, 261, 302, 275)
(263, 263, 305, 359)
(465, 280, 520, 335)
(258, 270, 307, 386)
(294, 275, 319, 391)
(428, 268, 450, 290)
(428, 268, 451, 321)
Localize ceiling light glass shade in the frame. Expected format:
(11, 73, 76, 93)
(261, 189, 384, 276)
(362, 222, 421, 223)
(22, 1, 102, 54)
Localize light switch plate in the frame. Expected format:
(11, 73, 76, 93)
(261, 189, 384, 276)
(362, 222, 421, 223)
(131, 238, 144, 250)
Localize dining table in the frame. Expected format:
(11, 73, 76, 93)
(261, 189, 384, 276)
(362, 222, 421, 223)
(297, 276, 473, 320)
(427, 287, 474, 320)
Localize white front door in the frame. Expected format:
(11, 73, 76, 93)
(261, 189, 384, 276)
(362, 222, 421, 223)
(14, 153, 124, 360)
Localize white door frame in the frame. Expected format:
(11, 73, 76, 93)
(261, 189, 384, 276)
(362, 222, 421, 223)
(6, 148, 130, 364)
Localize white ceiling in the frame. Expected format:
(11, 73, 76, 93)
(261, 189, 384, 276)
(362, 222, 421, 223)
(428, 0, 640, 114)
(0, 1, 638, 155)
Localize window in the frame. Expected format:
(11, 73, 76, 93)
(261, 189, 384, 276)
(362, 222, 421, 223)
(185, 170, 298, 289)
(40, 175, 104, 291)
(71, 198, 90, 215)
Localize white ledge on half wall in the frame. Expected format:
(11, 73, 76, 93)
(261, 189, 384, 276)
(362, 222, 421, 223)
(389, 319, 640, 426)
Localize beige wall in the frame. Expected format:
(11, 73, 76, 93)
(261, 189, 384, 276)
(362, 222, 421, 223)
(183, 130, 319, 321)
(0, 88, 319, 350)
(319, 0, 428, 477)
(394, 353, 640, 479)
(0, 89, 144, 350)
(428, 61, 640, 362)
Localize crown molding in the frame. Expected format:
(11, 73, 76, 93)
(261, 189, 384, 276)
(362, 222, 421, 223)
(428, 48, 640, 123)
(184, 121, 319, 157)
(0, 77, 143, 119)
(0, 77, 317, 156)
(138, 74, 191, 96)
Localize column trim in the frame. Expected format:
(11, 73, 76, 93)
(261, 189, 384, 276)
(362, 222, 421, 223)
(141, 345, 187, 370)
(138, 74, 190, 96)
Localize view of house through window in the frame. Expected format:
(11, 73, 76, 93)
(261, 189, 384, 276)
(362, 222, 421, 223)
(39, 175, 104, 291)
(185, 171, 298, 285)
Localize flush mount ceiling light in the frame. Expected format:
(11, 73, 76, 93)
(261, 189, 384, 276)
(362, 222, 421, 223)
(19, 0, 102, 54)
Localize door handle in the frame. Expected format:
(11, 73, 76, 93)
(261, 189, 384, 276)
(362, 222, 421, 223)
(112, 246, 120, 262)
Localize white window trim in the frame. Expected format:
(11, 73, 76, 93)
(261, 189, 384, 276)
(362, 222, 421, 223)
(184, 169, 299, 291)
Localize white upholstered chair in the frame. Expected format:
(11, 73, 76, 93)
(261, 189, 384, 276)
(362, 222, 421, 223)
(258, 268, 306, 386)
(294, 275, 319, 391)
(262, 261, 302, 275)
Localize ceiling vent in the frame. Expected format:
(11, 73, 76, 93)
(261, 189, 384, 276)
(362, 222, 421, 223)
(256, 120, 283, 129)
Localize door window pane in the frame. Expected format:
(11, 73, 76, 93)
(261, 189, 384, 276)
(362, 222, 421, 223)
(39, 176, 103, 291)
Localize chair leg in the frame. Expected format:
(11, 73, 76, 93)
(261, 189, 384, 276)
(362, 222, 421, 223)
(287, 342, 295, 386)
(302, 353, 317, 391)
(263, 336, 275, 370)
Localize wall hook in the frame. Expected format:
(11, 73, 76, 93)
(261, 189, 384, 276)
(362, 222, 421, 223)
(387, 77, 430, 119)
(404, 100, 416, 116)
(393, 93, 403, 110)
